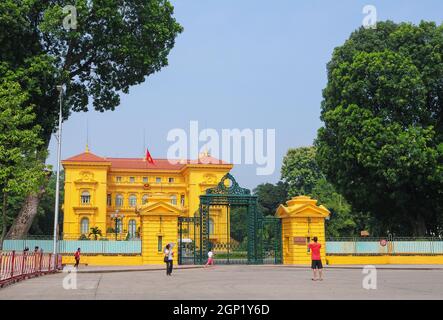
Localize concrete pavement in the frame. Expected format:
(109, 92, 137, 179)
(0, 265, 442, 300)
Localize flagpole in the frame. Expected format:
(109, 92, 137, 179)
(143, 129, 146, 158)
(53, 85, 64, 261)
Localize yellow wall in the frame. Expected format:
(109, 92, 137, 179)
(139, 207, 180, 265)
(62, 162, 110, 239)
(281, 217, 327, 265)
(62, 255, 143, 266)
(61, 255, 443, 267)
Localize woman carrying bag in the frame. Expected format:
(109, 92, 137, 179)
(164, 244, 174, 276)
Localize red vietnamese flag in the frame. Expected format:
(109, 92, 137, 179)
(145, 148, 155, 164)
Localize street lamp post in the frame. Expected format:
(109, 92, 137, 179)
(111, 211, 125, 241)
(52, 85, 64, 260)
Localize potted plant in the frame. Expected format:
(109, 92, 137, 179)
(89, 227, 103, 240)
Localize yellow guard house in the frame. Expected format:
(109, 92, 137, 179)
(61, 148, 233, 254)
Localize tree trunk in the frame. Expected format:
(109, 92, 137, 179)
(6, 184, 47, 239)
(6, 136, 52, 240)
(0, 192, 7, 250)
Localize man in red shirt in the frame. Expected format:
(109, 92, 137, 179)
(74, 248, 81, 269)
(308, 237, 323, 281)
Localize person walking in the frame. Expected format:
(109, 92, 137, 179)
(74, 248, 81, 269)
(164, 244, 174, 276)
(308, 237, 323, 281)
(205, 250, 215, 267)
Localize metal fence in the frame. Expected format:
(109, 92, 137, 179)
(0, 251, 62, 287)
(5, 237, 443, 257)
(2, 240, 142, 255)
(326, 237, 443, 255)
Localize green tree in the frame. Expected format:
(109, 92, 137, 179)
(281, 147, 324, 196)
(281, 147, 362, 237)
(253, 182, 289, 216)
(29, 171, 65, 236)
(311, 178, 365, 237)
(0, 80, 46, 249)
(316, 21, 443, 236)
(1, 1, 183, 237)
(229, 183, 288, 243)
(230, 207, 248, 243)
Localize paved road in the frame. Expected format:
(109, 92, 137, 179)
(1, 265, 442, 300)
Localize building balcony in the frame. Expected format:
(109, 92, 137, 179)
(73, 204, 98, 214)
(108, 182, 187, 189)
(107, 206, 138, 214)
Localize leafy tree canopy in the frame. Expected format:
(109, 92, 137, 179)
(281, 146, 364, 237)
(253, 181, 289, 216)
(0, 0, 182, 237)
(0, 79, 46, 246)
(281, 147, 324, 196)
(0, 0, 183, 141)
(316, 21, 443, 236)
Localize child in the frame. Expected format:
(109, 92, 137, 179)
(205, 250, 215, 267)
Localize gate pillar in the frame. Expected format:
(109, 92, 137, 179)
(276, 196, 330, 265)
(138, 199, 182, 265)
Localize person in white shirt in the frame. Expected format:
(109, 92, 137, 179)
(205, 250, 215, 267)
(164, 244, 174, 276)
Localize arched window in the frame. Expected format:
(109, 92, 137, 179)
(129, 194, 137, 207)
(80, 218, 89, 235)
(128, 220, 137, 238)
(117, 219, 123, 234)
(115, 194, 123, 207)
(142, 194, 149, 205)
(170, 195, 177, 205)
(81, 191, 91, 205)
(208, 219, 215, 235)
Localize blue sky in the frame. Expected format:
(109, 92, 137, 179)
(47, 0, 443, 189)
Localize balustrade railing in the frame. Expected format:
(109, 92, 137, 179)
(0, 251, 62, 287)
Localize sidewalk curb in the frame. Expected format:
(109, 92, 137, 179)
(268, 265, 443, 271)
(54, 265, 443, 274)
(57, 266, 205, 274)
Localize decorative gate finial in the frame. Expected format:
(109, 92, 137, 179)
(205, 173, 251, 195)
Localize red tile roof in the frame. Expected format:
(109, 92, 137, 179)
(107, 158, 185, 170)
(63, 152, 231, 170)
(63, 152, 108, 163)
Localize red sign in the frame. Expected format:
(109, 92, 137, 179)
(380, 239, 388, 247)
(293, 237, 306, 245)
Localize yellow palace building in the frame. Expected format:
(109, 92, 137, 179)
(61, 147, 233, 242)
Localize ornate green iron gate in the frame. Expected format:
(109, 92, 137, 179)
(178, 174, 282, 265)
